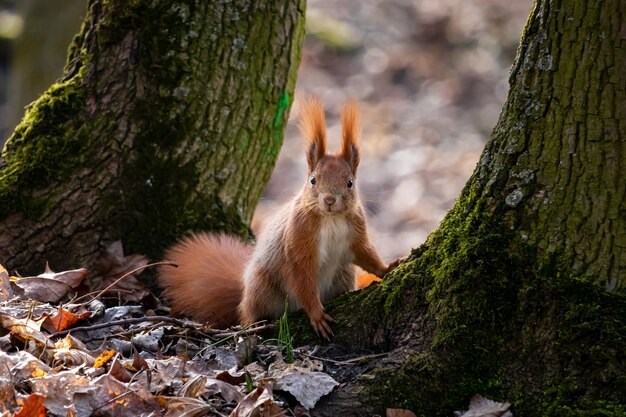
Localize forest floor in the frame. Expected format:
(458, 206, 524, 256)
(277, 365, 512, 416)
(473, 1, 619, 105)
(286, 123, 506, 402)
(258, 0, 531, 261)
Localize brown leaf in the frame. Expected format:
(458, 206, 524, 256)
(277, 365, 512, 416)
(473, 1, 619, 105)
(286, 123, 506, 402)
(95, 241, 150, 302)
(0, 313, 53, 348)
(0, 378, 17, 411)
(51, 335, 96, 367)
(53, 347, 95, 368)
(89, 373, 161, 415)
(14, 393, 47, 417)
(108, 356, 134, 382)
(30, 370, 160, 416)
(177, 375, 208, 398)
(54, 334, 90, 351)
(43, 262, 86, 286)
(0, 264, 12, 301)
(129, 349, 149, 372)
(0, 351, 51, 381)
(12, 265, 88, 303)
(387, 409, 417, 417)
(216, 369, 248, 385)
(205, 378, 244, 403)
(229, 382, 285, 417)
(160, 396, 211, 417)
(29, 370, 94, 416)
(40, 306, 91, 333)
(138, 357, 187, 394)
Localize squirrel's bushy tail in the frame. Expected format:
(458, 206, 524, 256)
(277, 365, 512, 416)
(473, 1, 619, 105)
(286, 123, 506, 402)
(158, 233, 253, 327)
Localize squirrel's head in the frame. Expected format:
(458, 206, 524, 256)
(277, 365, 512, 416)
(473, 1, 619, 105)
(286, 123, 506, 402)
(298, 97, 360, 216)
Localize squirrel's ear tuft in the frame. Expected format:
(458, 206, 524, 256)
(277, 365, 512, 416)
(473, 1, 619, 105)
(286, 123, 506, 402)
(298, 97, 327, 171)
(340, 99, 360, 172)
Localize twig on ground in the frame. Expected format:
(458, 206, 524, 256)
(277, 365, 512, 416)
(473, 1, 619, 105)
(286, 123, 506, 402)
(49, 316, 274, 340)
(72, 261, 177, 304)
(210, 322, 274, 339)
(49, 315, 200, 338)
(299, 351, 388, 366)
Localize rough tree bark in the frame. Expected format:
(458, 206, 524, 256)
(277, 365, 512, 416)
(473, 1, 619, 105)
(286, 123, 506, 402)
(307, 0, 626, 415)
(0, 0, 305, 275)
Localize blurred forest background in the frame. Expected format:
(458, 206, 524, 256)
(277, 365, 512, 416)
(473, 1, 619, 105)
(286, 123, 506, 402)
(0, 0, 531, 261)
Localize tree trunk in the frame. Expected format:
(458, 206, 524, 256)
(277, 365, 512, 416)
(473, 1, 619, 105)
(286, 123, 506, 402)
(0, 0, 305, 275)
(309, 0, 626, 415)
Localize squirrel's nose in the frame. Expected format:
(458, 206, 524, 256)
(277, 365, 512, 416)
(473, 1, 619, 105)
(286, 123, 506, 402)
(324, 196, 337, 206)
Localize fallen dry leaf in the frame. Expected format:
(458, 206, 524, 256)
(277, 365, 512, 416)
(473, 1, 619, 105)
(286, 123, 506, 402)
(273, 371, 338, 410)
(0, 264, 11, 301)
(52, 346, 95, 368)
(205, 378, 244, 403)
(0, 378, 17, 412)
(95, 241, 150, 302)
(29, 370, 94, 416)
(267, 356, 336, 409)
(455, 394, 512, 417)
(108, 356, 134, 383)
(52, 334, 96, 367)
(140, 357, 187, 394)
(14, 393, 47, 417)
(229, 382, 285, 417)
(387, 408, 417, 417)
(0, 351, 51, 381)
(0, 312, 53, 348)
(178, 375, 208, 398)
(12, 264, 88, 303)
(128, 349, 149, 372)
(268, 356, 323, 374)
(160, 396, 211, 417)
(216, 369, 248, 385)
(40, 306, 91, 333)
(54, 334, 89, 351)
(91, 372, 162, 415)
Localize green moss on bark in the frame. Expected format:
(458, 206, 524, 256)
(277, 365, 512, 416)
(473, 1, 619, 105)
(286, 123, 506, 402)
(0, 74, 87, 219)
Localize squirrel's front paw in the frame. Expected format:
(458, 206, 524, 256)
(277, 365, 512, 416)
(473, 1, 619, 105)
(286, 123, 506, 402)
(309, 309, 335, 340)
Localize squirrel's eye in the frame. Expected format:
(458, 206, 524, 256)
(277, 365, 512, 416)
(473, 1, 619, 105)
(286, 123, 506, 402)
(310, 176, 316, 185)
(347, 179, 354, 188)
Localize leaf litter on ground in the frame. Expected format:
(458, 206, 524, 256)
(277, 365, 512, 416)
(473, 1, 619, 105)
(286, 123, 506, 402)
(0, 247, 347, 416)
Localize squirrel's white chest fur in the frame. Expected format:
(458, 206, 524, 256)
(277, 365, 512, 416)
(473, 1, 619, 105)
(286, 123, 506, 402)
(318, 216, 352, 299)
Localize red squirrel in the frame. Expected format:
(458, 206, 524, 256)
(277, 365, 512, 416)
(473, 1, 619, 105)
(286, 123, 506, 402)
(158, 98, 400, 339)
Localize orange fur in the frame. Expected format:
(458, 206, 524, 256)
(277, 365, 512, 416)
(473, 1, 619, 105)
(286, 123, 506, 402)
(298, 97, 327, 170)
(349, 207, 388, 277)
(158, 233, 252, 327)
(340, 99, 360, 171)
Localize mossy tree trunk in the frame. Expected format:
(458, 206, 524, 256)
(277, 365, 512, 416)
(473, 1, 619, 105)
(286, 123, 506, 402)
(0, 0, 305, 275)
(309, 0, 626, 415)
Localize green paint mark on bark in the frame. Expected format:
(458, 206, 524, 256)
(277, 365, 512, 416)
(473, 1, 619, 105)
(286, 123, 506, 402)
(273, 91, 291, 130)
(264, 91, 292, 161)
